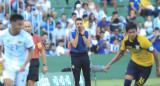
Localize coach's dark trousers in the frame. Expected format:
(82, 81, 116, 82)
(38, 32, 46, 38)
(71, 52, 91, 86)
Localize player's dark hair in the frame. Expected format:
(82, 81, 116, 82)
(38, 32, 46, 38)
(125, 22, 137, 32)
(10, 14, 23, 22)
(56, 22, 61, 26)
(75, 18, 82, 23)
(72, 13, 76, 16)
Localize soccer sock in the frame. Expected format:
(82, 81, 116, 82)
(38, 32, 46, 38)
(124, 79, 131, 86)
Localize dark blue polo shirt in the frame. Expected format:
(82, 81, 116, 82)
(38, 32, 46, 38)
(69, 29, 89, 53)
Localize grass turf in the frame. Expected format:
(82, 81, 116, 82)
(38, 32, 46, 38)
(91, 78, 160, 86)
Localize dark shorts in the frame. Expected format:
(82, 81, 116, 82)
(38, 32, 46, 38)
(27, 59, 39, 82)
(125, 60, 152, 86)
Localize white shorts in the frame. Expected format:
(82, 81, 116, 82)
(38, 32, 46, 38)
(3, 65, 29, 86)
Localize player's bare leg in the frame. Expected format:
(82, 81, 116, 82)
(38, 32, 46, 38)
(4, 79, 13, 86)
(27, 80, 35, 86)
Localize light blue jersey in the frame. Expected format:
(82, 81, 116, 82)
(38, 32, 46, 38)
(0, 29, 34, 70)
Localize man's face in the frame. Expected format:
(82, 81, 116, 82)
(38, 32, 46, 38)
(127, 29, 137, 40)
(138, 23, 142, 28)
(27, 6, 31, 12)
(72, 14, 77, 20)
(61, 15, 67, 21)
(0, 24, 4, 30)
(6, 14, 10, 19)
(75, 20, 83, 31)
(57, 24, 61, 29)
(23, 21, 32, 34)
(11, 20, 23, 34)
(114, 29, 119, 35)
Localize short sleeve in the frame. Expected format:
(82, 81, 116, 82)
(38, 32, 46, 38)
(141, 37, 152, 49)
(85, 30, 89, 39)
(37, 35, 45, 50)
(120, 37, 126, 50)
(25, 33, 34, 49)
(69, 31, 73, 41)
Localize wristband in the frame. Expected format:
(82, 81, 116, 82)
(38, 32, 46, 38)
(43, 64, 47, 66)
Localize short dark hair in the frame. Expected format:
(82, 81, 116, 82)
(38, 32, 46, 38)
(125, 22, 137, 32)
(112, 11, 118, 15)
(72, 13, 76, 16)
(10, 14, 23, 22)
(56, 22, 61, 26)
(83, 14, 88, 19)
(75, 18, 82, 23)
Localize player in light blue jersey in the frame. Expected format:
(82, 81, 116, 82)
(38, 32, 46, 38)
(0, 14, 34, 86)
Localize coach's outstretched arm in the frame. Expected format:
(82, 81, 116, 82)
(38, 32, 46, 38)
(19, 47, 34, 72)
(70, 30, 79, 48)
(152, 49, 160, 77)
(104, 50, 125, 72)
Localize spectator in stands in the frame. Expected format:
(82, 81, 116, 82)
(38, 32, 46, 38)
(23, 5, 32, 21)
(110, 28, 124, 44)
(0, 23, 4, 30)
(41, 33, 48, 45)
(87, 0, 96, 12)
(45, 41, 51, 56)
(11, 0, 25, 14)
(97, 32, 109, 54)
(2, 13, 10, 29)
(48, 43, 56, 56)
(109, 39, 120, 53)
(110, 11, 123, 32)
(93, 5, 106, 21)
(144, 16, 153, 34)
(0, 1, 3, 13)
(140, 0, 155, 17)
(137, 21, 147, 37)
(128, 0, 141, 15)
(89, 13, 98, 28)
(83, 14, 89, 28)
(154, 12, 160, 29)
(98, 15, 110, 32)
(82, 3, 91, 16)
(65, 22, 73, 42)
(74, 0, 84, 9)
(90, 35, 98, 54)
(103, 0, 117, 13)
(52, 11, 57, 20)
(42, 17, 54, 34)
(56, 40, 68, 56)
(52, 22, 65, 43)
(59, 13, 67, 29)
(74, 4, 84, 18)
(126, 10, 136, 23)
(154, 0, 160, 17)
(0, 0, 9, 13)
(148, 27, 160, 51)
(33, 3, 44, 29)
(41, 0, 51, 18)
(24, 0, 38, 6)
(68, 13, 77, 30)
(86, 20, 96, 36)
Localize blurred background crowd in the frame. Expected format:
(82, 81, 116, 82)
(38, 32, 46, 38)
(0, 0, 160, 56)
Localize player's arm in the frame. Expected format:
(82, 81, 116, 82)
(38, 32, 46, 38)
(152, 49, 160, 77)
(70, 31, 79, 48)
(104, 50, 125, 72)
(19, 47, 33, 72)
(40, 49, 48, 74)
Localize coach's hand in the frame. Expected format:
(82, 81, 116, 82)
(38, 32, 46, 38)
(104, 64, 111, 73)
(156, 68, 160, 77)
(19, 65, 25, 72)
(81, 26, 85, 35)
(43, 66, 48, 74)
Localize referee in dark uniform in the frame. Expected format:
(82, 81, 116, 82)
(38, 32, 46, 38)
(69, 18, 91, 86)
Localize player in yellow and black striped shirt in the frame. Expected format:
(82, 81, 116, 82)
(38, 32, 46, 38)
(104, 22, 160, 86)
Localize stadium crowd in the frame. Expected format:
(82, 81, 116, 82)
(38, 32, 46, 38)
(0, 0, 160, 56)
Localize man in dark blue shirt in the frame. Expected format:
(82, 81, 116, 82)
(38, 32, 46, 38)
(69, 18, 90, 86)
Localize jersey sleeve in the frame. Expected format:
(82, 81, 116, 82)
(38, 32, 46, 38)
(37, 35, 45, 51)
(120, 37, 127, 50)
(69, 31, 73, 41)
(141, 37, 153, 52)
(25, 33, 34, 49)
